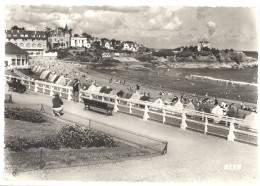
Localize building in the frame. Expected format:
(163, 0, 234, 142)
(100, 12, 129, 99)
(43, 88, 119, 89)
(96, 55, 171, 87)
(71, 37, 91, 48)
(101, 38, 113, 50)
(123, 41, 137, 52)
(197, 41, 210, 51)
(5, 29, 47, 56)
(5, 42, 29, 69)
(48, 24, 72, 49)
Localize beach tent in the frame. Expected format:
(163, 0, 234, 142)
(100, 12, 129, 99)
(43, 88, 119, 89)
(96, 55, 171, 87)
(100, 86, 113, 94)
(172, 100, 183, 113)
(130, 92, 141, 101)
(92, 86, 102, 94)
(81, 83, 91, 90)
(109, 89, 118, 96)
(48, 73, 55, 82)
(32, 66, 38, 73)
(117, 90, 124, 97)
(50, 74, 58, 83)
(244, 112, 258, 130)
(185, 101, 195, 116)
(121, 92, 133, 99)
(140, 95, 150, 101)
(55, 76, 67, 86)
(35, 67, 44, 74)
(186, 101, 195, 110)
(151, 98, 165, 110)
(37, 68, 46, 75)
(40, 70, 51, 80)
(211, 105, 224, 123)
(87, 84, 97, 93)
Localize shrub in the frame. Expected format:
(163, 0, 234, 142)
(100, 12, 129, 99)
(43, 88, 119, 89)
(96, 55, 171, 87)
(176, 51, 194, 58)
(5, 107, 46, 123)
(135, 54, 155, 62)
(5, 124, 116, 151)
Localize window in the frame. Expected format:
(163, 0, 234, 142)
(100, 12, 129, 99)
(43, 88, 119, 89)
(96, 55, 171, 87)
(19, 43, 24, 47)
(7, 34, 11, 37)
(32, 43, 36, 48)
(12, 59, 16, 65)
(17, 59, 21, 66)
(25, 34, 28, 37)
(21, 59, 24, 65)
(20, 34, 24, 37)
(13, 34, 17, 37)
(26, 43, 31, 48)
(37, 44, 42, 48)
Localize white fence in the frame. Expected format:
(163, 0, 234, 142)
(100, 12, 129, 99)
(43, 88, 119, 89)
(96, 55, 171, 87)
(5, 74, 258, 145)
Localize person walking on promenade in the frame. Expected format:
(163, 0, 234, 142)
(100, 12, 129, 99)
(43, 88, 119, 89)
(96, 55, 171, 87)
(73, 79, 80, 102)
(52, 93, 64, 116)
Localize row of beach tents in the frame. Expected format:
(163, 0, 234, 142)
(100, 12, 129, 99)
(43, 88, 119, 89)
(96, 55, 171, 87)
(32, 66, 71, 86)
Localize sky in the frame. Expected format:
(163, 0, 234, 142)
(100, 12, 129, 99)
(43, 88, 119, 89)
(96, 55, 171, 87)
(4, 5, 259, 51)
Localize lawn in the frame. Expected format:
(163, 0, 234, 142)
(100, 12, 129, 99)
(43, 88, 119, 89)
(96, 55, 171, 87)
(4, 117, 155, 175)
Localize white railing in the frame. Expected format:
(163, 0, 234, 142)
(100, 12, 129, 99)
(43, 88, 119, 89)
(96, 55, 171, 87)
(5, 74, 258, 145)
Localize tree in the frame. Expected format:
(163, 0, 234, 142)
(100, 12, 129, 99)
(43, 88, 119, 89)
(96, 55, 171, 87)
(82, 32, 93, 39)
(74, 34, 80, 37)
(11, 26, 25, 30)
(44, 27, 52, 37)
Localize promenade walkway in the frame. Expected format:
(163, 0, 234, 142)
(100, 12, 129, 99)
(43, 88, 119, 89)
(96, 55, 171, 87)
(4, 89, 258, 182)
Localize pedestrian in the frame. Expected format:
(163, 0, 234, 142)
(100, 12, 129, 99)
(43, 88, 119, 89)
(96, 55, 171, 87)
(136, 84, 140, 90)
(73, 79, 80, 102)
(52, 93, 63, 116)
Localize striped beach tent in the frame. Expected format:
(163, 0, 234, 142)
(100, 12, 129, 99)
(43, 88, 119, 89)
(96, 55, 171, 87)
(55, 76, 67, 86)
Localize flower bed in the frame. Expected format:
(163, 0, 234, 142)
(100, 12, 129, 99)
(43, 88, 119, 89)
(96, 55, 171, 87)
(4, 107, 46, 123)
(5, 124, 116, 151)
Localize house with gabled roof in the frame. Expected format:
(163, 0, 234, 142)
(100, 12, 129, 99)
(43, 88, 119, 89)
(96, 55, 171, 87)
(5, 42, 29, 69)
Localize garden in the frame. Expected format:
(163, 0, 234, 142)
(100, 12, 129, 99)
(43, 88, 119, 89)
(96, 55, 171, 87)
(4, 105, 154, 175)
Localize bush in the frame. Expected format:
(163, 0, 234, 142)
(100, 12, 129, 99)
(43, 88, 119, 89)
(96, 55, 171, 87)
(176, 51, 194, 57)
(5, 124, 116, 151)
(5, 107, 46, 123)
(135, 54, 155, 62)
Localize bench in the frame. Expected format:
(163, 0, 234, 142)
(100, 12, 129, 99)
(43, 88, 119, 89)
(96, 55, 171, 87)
(7, 81, 26, 93)
(83, 98, 113, 116)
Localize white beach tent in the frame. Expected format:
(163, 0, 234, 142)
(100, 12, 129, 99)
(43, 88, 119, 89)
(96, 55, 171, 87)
(48, 73, 54, 82)
(130, 92, 141, 101)
(92, 86, 102, 94)
(185, 101, 195, 116)
(211, 105, 224, 123)
(244, 112, 258, 130)
(151, 98, 165, 110)
(87, 84, 97, 93)
(55, 76, 67, 86)
(35, 67, 44, 74)
(172, 100, 184, 113)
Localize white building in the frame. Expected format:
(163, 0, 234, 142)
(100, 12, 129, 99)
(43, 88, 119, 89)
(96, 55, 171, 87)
(71, 37, 91, 48)
(197, 41, 210, 51)
(123, 42, 137, 52)
(5, 42, 29, 69)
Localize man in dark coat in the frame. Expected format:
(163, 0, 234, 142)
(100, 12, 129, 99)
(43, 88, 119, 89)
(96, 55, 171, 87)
(52, 93, 63, 116)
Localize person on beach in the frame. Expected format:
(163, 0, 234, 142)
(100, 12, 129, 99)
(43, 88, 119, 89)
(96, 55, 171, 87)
(52, 93, 63, 116)
(73, 79, 80, 102)
(136, 84, 140, 90)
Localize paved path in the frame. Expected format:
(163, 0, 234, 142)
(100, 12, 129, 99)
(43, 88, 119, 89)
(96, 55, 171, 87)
(4, 89, 258, 182)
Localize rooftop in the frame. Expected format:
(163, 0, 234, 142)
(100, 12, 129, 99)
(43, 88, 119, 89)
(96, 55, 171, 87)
(5, 42, 29, 55)
(6, 30, 46, 40)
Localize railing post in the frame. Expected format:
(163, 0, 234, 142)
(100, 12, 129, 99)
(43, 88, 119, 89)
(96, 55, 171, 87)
(102, 93, 105, 102)
(114, 96, 119, 112)
(204, 118, 208, 134)
(143, 101, 150, 120)
(67, 88, 73, 101)
(50, 85, 54, 96)
(42, 84, 45, 94)
(79, 90, 82, 102)
(227, 118, 235, 141)
(21, 77, 24, 85)
(34, 81, 38, 92)
(28, 81, 31, 90)
(59, 87, 62, 97)
(202, 111, 205, 121)
(180, 109, 187, 130)
(129, 101, 132, 114)
(162, 109, 166, 123)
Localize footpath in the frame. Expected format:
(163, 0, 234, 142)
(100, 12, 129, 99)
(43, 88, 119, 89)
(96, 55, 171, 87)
(3, 89, 258, 182)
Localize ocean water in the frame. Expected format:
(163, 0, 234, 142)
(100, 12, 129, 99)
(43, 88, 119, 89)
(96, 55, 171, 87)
(97, 67, 258, 103)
